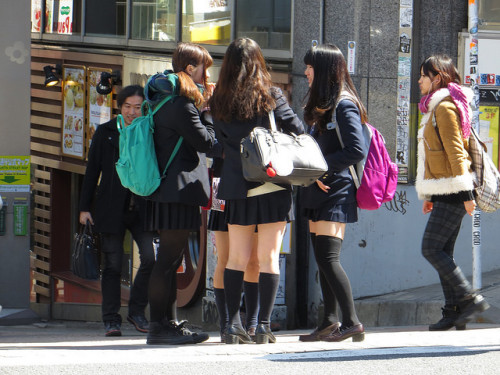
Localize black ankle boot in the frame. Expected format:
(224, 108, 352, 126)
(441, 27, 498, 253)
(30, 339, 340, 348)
(429, 305, 466, 331)
(455, 294, 490, 325)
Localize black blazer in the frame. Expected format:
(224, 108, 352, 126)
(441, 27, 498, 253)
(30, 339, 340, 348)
(214, 88, 305, 200)
(79, 118, 146, 234)
(301, 99, 367, 209)
(148, 95, 216, 206)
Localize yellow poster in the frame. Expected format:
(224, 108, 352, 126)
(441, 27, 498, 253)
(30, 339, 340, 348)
(0, 156, 30, 192)
(479, 106, 500, 168)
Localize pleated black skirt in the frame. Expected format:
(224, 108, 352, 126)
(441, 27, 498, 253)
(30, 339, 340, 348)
(303, 201, 358, 224)
(207, 209, 228, 232)
(144, 201, 201, 231)
(226, 190, 293, 225)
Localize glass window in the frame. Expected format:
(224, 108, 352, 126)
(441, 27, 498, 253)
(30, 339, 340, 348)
(31, 0, 82, 34)
(235, 0, 291, 50)
(85, 0, 126, 37)
(182, 0, 231, 45)
(131, 0, 177, 41)
(478, 0, 500, 31)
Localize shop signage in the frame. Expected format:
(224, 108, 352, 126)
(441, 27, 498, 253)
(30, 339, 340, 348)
(87, 67, 113, 153)
(13, 197, 28, 236)
(479, 106, 500, 168)
(61, 65, 86, 159)
(58, 0, 73, 34)
(0, 156, 30, 193)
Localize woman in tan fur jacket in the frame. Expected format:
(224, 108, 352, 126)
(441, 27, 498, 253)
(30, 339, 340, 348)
(416, 55, 489, 332)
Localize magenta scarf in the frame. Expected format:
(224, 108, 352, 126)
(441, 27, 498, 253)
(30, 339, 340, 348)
(418, 92, 434, 114)
(448, 82, 471, 139)
(419, 83, 471, 139)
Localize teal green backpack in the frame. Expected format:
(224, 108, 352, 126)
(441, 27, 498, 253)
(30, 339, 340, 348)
(115, 75, 182, 196)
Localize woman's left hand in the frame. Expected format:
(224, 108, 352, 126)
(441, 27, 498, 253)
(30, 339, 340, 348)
(464, 200, 476, 216)
(316, 180, 330, 193)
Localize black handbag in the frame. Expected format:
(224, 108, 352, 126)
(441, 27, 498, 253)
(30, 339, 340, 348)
(71, 220, 100, 280)
(240, 111, 327, 187)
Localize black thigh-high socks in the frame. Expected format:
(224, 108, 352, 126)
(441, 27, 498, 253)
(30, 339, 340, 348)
(148, 229, 189, 323)
(258, 272, 280, 325)
(315, 235, 360, 327)
(311, 233, 339, 329)
(214, 287, 228, 333)
(243, 281, 259, 330)
(224, 269, 245, 327)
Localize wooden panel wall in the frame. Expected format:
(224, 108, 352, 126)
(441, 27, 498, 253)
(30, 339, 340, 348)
(30, 45, 122, 303)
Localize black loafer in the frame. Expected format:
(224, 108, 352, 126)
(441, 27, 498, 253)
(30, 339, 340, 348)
(225, 324, 254, 344)
(255, 323, 276, 344)
(299, 322, 341, 342)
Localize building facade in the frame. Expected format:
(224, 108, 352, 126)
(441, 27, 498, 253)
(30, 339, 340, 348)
(23, 0, 500, 328)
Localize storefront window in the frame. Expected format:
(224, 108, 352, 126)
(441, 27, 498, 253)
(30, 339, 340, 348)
(131, 0, 177, 41)
(479, 0, 500, 31)
(235, 0, 291, 50)
(32, 0, 82, 34)
(85, 0, 126, 37)
(182, 0, 232, 45)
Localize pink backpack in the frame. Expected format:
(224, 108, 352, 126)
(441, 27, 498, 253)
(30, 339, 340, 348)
(334, 102, 398, 210)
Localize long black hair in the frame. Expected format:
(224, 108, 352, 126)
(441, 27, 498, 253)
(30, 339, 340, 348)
(303, 44, 367, 130)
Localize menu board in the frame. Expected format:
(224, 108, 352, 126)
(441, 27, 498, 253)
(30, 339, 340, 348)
(61, 65, 86, 159)
(87, 68, 113, 151)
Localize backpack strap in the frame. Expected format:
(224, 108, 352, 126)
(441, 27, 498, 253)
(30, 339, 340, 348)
(161, 137, 183, 178)
(333, 124, 361, 189)
(116, 114, 125, 132)
(332, 93, 362, 188)
(151, 94, 175, 115)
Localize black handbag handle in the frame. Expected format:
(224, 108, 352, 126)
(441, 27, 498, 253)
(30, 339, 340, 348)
(83, 219, 94, 237)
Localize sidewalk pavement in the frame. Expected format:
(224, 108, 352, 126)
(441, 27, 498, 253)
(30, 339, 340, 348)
(1, 269, 499, 329)
(354, 268, 500, 326)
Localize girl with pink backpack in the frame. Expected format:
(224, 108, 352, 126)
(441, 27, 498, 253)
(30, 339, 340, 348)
(299, 44, 367, 343)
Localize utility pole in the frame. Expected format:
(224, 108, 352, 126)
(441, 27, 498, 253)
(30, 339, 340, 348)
(468, 0, 481, 290)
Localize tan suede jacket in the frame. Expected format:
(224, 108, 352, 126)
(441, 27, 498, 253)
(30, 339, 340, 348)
(416, 88, 475, 201)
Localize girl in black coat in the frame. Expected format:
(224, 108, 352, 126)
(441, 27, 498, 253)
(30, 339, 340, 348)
(145, 43, 216, 345)
(299, 44, 367, 343)
(209, 38, 304, 344)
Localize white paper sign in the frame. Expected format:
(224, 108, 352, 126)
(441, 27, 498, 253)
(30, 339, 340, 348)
(347, 41, 356, 74)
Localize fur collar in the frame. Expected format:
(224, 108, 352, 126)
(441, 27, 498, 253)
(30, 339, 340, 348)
(419, 87, 474, 130)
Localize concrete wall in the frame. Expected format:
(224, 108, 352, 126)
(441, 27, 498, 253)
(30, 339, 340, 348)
(305, 185, 500, 325)
(0, 0, 31, 311)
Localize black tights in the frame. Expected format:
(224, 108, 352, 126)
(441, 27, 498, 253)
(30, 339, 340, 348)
(148, 229, 189, 323)
(313, 235, 360, 327)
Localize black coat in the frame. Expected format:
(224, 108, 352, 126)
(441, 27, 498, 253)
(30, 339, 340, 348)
(214, 88, 305, 200)
(147, 95, 216, 206)
(79, 118, 146, 234)
(301, 99, 367, 209)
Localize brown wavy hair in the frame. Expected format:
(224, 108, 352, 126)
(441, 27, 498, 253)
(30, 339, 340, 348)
(172, 42, 213, 108)
(209, 38, 275, 122)
(303, 44, 367, 131)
